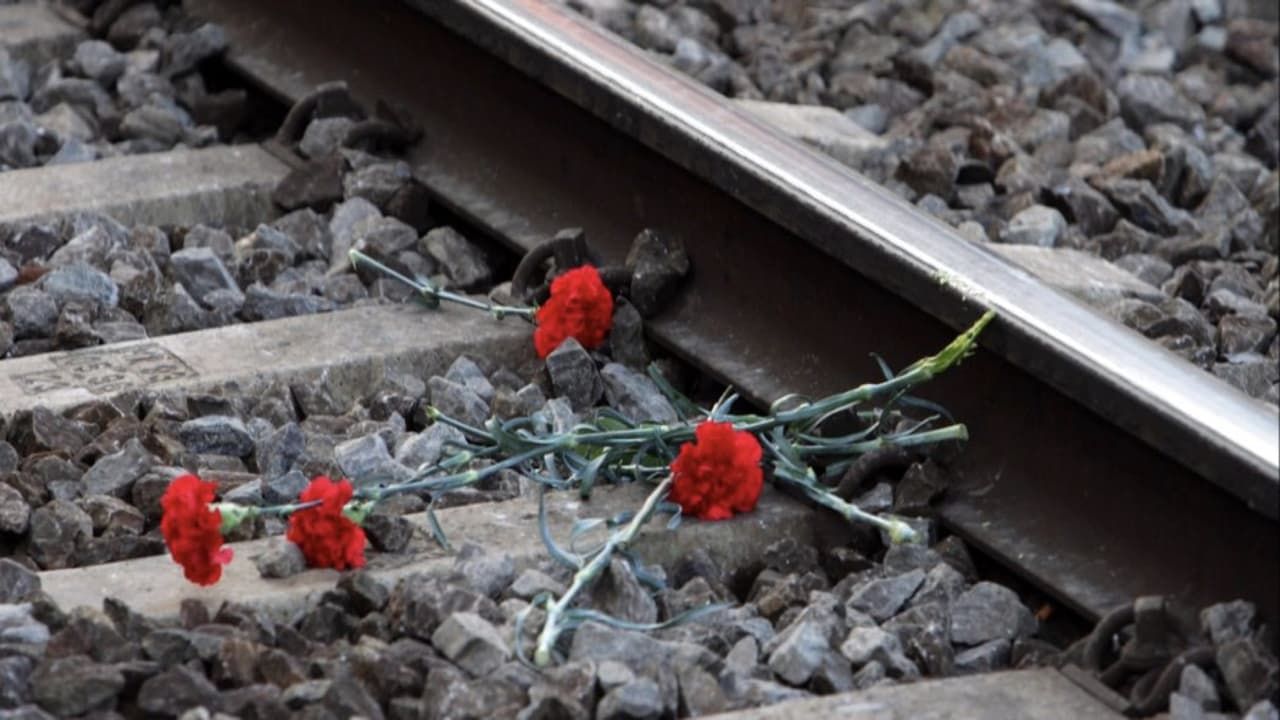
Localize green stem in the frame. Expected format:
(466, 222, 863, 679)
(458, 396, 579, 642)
(355, 445, 554, 501)
(533, 475, 673, 666)
(349, 249, 535, 319)
(795, 424, 967, 457)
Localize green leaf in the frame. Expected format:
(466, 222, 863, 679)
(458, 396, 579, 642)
(538, 486, 582, 570)
(576, 452, 610, 499)
(425, 502, 452, 552)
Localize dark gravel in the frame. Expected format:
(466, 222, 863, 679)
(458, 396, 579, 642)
(570, 0, 1280, 405)
(0, 3, 250, 171)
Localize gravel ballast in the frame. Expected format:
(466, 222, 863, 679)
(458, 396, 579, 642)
(568, 0, 1280, 405)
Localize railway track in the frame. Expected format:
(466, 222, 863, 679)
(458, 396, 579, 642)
(178, 0, 1279, 619)
(0, 0, 1277, 717)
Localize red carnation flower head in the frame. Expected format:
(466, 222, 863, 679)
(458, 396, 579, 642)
(533, 265, 614, 358)
(160, 474, 233, 586)
(287, 476, 366, 571)
(668, 420, 764, 521)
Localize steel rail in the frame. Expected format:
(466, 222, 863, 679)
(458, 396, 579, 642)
(186, 0, 1279, 624)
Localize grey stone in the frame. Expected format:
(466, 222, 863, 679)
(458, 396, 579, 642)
(179, 415, 253, 457)
(364, 512, 414, 552)
(0, 257, 16, 293)
(582, 557, 658, 625)
(327, 197, 381, 271)
(350, 215, 418, 259)
(598, 660, 636, 691)
(335, 434, 397, 482)
(846, 569, 925, 622)
(912, 562, 967, 608)
(846, 104, 888, 134)
(547, 337, 604, 411)
(240, 284, 332, 321)
(48, 225, 119, 269)
(0, 48, 29, 102)
(767, 615, 835, 686)
(597, 679, 663, 720)
(1202, 600, 1257, 645)
(0, 603, 48, 645)
(256, 422, 304, 480)
(445, 355, 495, 404)
(1206, 288, 1268, 319)
(1075, 119, 1146, 166)
(950, 582, 1037, 645)
(569, 622, 694, 715)
(1179, 663, 1221, 711)
(183, 225, 233, 262)
(509, 569, 566, 600)
(852, 482, 892, 514)
(0, 483, 30, 534)
(454, 545, 516, 599)
(72, 40, 126, 84)
(678, 663, 730, 715)
(423, 227, 490, 290)
(82, 437, 154, 498)
(839, 626, 919, 678)
(541, 396, 578, 434)
(1046, 177, 1119, 237)
(883, 543, 943, 576)
(0, 119, 37, 168)
(162, 23, 228, 76)
(263, 468, 308, 505)
(36, 103, 94, 145)
(607, 300, 647, 369)
(145, 283, 210, 335)
(395, 423, 467, 471)
(600, 363, 678, 424)
(884, 601, 954, 676)
(272, 207, 331, 262)
(4, 287, 58, 339)
(625, 229, 690, 317)
(136, 665, 220, 716)
(221, 478, 262, 505)
(30, 655, 124, 717)
(27, 499, 92, 569)
(897, 146, 958, 201)
(1216, 638, 1280, 712)
(1219, 314, 1277, 355)
(1066, 0, 1141, 38)
(431, 612, 511, 677)
(255, 538, 306, 579)
(954, 639, 1011, 674)
(1212, 355, 1279, 397)
(1117, 74, 1205, 132)
(429, 376, 490, 428)
(1094, 177, 1196, 236)
(344, 160, 412, 209)
(0, 655, 34, 708)
(298, 117, 354, 159)
(237, 224, 301, 265)
(119, 101, 190, 145)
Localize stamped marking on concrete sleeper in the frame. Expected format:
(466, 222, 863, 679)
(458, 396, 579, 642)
(11, 343, 196, 395)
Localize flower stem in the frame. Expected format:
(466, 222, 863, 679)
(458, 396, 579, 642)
(349, 249, 535, 319)
(533, 475, 673, 666)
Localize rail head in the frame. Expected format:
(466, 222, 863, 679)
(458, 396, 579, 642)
(413, 0, 1278, 517)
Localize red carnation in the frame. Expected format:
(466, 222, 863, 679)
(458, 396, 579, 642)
(533, 265, 614, 358)
(287, 476, 366, 570)
(160, 474, 233, 586)
(669, 421, 764, 521)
